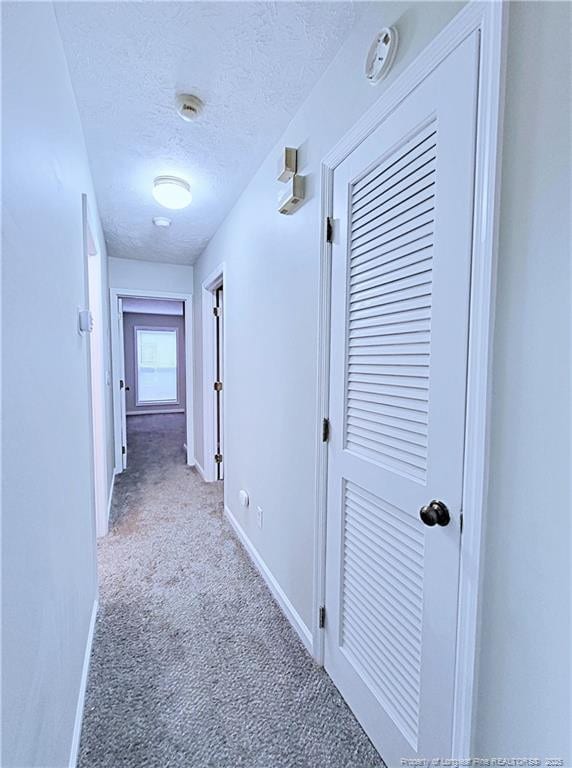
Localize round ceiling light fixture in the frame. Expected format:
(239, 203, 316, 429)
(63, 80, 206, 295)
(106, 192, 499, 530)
(153, 216, 172, 228)
(153, 175, 192, 209)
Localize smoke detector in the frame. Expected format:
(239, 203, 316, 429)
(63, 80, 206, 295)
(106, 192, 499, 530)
(365, 27, 398, 85)
(175, 93, 204, 122)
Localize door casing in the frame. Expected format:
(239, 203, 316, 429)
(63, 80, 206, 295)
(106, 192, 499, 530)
(312, 1, 508, 757)
(82, 194, 109, 539)
(110, 288, 195, 474)
(200, 264, 226, 483)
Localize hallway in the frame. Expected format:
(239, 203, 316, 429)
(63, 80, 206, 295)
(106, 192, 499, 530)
(80, 415, 384, 767)
(4, 3, 571, 766)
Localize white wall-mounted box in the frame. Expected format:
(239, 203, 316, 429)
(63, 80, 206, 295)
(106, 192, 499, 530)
(277, 147, 297, 182)
(278, 175, 305, 215)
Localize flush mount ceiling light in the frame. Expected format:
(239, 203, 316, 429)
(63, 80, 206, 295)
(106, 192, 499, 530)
(153, 176, 192, 209)
(153, 216, 172, 228)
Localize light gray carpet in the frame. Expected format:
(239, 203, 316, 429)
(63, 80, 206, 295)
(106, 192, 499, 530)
(79, 413, 384, 767)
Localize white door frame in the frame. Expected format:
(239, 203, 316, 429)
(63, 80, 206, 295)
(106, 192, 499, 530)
(82, 194, 109, 539)
(110, 287, 195, 472)
(199, 264, 225, 482)
(313, 1, 507, 758)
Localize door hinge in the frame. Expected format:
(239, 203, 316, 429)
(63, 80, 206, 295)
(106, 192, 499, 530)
(460, 512, 464, 535)
(326, 216, 334, 244)
(213, 306, 221, 318)
(318, 606, 326, 629)
(214, 381, 223, 391)
(119, 379, 124, 390)
(214, 453, 223, 464)
(322, 417, 330, 443)
(121, 445, 126, 455)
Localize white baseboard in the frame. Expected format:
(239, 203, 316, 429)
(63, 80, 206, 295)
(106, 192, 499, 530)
(69, 599, 98, 768)
(224, 505, 313, 655)
(105, 470, 117, 531)
(193, 460, 207, 482)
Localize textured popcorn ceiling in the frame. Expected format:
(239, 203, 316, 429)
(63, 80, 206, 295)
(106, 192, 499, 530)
(55, 1, 357, 264)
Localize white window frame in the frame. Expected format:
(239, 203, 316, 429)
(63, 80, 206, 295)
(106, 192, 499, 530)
(312, 1, 508, 758)
(134, 325, 180, 407)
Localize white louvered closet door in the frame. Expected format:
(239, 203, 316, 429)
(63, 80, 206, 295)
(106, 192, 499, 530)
(324, 33, 479, 766)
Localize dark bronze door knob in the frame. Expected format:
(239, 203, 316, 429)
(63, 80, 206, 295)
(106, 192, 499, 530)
(419, 500, 450, 527)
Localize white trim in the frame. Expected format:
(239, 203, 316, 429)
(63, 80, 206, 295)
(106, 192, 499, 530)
(312, 163, 335, 662)
(200, 264, 225, 483)
(110, 288, 195, 471)
(451, 3, 508, 756)
(313, 1, 507, 759)
(224, 505, 313, 655)
(68, 599, 98, 768)
(104, 469, 117, 536)
(82, 195, 108, 542)
(193, 460, 207, 482)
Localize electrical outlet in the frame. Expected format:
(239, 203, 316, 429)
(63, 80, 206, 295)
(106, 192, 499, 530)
(256, 505, 263, 529)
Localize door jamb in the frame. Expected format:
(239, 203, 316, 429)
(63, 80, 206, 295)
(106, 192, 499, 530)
(82, 194, 109, 540)
(312, 1, 507, 758)
(200, 264, 225, 483)
(110, 288, 195, 473)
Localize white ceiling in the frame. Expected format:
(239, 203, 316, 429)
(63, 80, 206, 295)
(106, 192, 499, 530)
(55, 1, 357, 265)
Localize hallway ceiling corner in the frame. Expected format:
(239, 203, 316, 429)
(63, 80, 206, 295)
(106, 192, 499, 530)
(54, 1, 359, 265)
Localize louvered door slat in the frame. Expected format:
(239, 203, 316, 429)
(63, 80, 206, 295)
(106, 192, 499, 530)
(347, 417, 428, 452)
(351, 234, 433, 274)
(352, 136, 436, 212)
(345, 124, 436, 483)
(347, 375, 428, 395)
(352, 127, 437, 200)
(349, 286, 432, 316)
(350, 211, 435, 260)
(350, 259, 434, 299)
(340, 479, 425, 743)
(351, 248, 434, 286)
(342, 580, 421, 658)
(347, 368, 428, 385)
(351, 186, 436, 242)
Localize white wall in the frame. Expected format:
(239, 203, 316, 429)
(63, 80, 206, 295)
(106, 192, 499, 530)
(192, 0, 464, 633)
(474, 2, 571, 762)
(109, 256, 193, 295)
(1, 3, 109, 765)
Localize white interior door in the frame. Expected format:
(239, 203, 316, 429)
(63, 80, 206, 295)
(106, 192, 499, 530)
(117, 297, 127, 470)
(325, 33, 479, 766)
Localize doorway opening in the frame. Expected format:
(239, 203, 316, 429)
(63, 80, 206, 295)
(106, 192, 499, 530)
(200, 265, 225, 483)
(110, 290, 194, 475)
